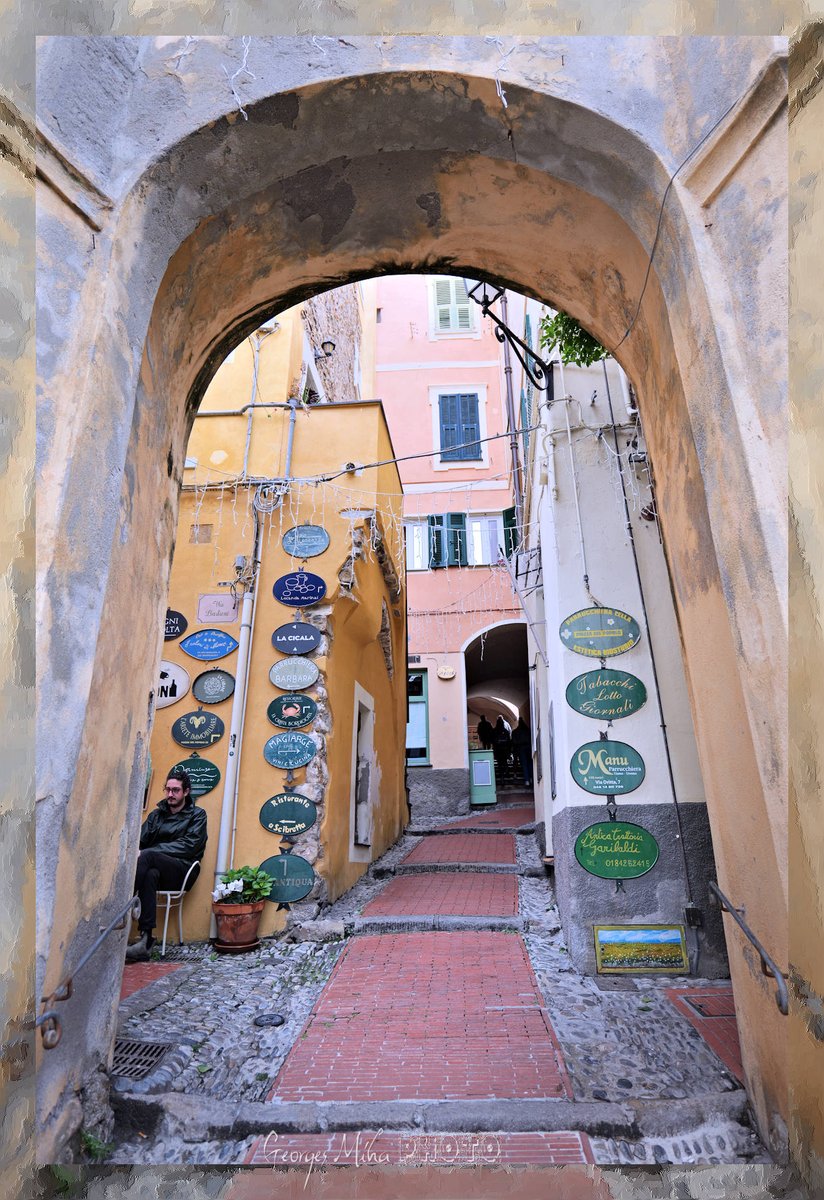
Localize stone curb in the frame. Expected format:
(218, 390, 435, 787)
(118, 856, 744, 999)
(394, 862, 523, 876)
(113, 1089, 749, 1144)
(407, 825, 537, 836)
(351, 915, 527, 934)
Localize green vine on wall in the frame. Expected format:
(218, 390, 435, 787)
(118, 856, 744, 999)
(538, 310, 608, 367)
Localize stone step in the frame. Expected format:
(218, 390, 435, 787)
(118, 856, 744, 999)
(407, 825, 537, 836)
(391, 861, 545, 877)
(350, 915, 528, 934)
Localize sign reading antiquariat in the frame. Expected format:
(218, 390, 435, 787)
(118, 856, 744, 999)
(258, 851, 316, 905)
(259, 793, 318, 837)
(267, 693, 318, 730)
(570, 740, 646, 795)
(559, 607, 641, 658)
(565, 670, 647, 721)
(263, 731, 317, 770)
(272, 622, 323, 656)
(574, 821, 660, 880)
(171, 709, 226, 748)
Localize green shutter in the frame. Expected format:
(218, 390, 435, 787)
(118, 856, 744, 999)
(428, 515, 447, 568)
(446, 513, 467, 566)
(503, 505, 518, 557)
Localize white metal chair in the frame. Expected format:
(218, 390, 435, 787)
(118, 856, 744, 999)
(156, 861, 201, 956)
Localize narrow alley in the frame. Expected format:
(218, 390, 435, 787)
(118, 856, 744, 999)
(109, 785, 765, 1170)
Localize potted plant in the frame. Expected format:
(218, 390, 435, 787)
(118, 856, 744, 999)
(211, 866, 272, 953)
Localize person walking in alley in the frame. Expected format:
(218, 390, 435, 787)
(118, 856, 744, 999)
(476, 715, 494, 750)
(126, 767, 208, 962)
(493, 716, 512, 780)
(511, 718, 534, 788)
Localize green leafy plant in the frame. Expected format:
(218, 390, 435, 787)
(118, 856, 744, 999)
(80, 1129, 113, 1162)
(539, 310, 608, 367)
(195, 1063, 212, 1074)
(212, 865, 272, 904)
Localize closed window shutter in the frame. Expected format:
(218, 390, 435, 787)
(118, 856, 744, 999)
(439, 394, 461, 459)
(446, 513, 467, 566)
(503, 505, 518, 557)
(434, 279, 473, 333)
(428, 514, 447, 567)
(459, 394, 481, 458)
(455, 280, 472, 330)
(435, 280, 454, 331)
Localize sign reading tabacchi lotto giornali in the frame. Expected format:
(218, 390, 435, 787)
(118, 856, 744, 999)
(259, 793, 317, 837)
(273, 571, 327, 607)
(269, 656, 320, 691)
(559, 607, 641, 658)
(272, 622, 322, 656)
(171, 709, 225, 748)
(173, 756, 221, 798)
(259, 851, 316, 905)
(574, 821, 659, 880)
(570, 740, 646, 795)
(263, 731, 317, 770)
(267, 693, 318, 730)
(282, 524, 331, 558)
(565, 670, 647, 721)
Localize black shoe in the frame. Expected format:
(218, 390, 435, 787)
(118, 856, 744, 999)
(125, 932, 151, 962)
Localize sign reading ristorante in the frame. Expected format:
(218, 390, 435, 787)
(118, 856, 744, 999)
(259, 793, 317, 837)
(565, 670, 647, 720)
(574, 821, 660, 879)
(559, 607, 641, 658)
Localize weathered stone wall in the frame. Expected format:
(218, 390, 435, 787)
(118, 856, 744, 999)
(303, 286, 364, 402)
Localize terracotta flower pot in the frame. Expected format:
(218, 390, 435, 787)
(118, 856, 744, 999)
(212, 900, 265, 952)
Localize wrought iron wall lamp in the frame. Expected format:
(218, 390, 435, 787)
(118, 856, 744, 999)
(463, 279, 554, 392)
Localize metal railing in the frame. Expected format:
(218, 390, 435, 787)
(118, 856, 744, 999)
(36, 895, 141, 1049)
(709, 881, 788, 1015)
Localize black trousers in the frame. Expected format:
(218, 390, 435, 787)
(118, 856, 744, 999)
(134, 849, 189, 933)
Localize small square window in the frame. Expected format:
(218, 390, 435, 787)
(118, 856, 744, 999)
(189, 523, 213, 544)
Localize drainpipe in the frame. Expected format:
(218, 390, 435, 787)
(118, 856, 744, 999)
(499, 291, 525, 548)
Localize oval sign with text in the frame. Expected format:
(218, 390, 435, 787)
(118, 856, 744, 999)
(179, 628, 240, 662)
(171, 709, 226, 748)
(273, 572, 327, 608)
(165, 609, 188, 641)
(259, 793, 318, 837)
(574, 821, 660, 880)
(259, 852, 316, 904)
(570, 740, 646, 795)
(282, 524, 331, 559)
(192, 668, 236, 705)
(156, 660, 190, 709)
(559, 607, 641, 658)
(269, 657, 320, 691)
(267, 693, 318, 730)
(565, 670, 647, 721)
(263, 731, 317, 770)
(272, 622, 323, 656)
(173, 756, 221, 798)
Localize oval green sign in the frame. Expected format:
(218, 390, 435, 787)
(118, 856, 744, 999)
(172, 756, 221, 798)
(259, 852, 316, 904)
(574, 821, 660, 879)
(565, 670, 647, 721)
(559, 607, 641, 658)
(570, 740, 646, 795)
(267, 693, 318, 729)
(259, 793, 317, 837)
(263, 731, 316, 770)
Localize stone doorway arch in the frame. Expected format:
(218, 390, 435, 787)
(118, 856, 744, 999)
(36, 38, 787, 1158)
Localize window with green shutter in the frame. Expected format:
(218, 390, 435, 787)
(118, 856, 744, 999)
(503, 505, 519, 557)
(432, 278, 474, 334)
(427, 514, 468, 567)
(439, 393, 482, 461)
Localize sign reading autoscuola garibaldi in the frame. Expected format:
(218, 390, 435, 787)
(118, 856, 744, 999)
(269, 657, 320, 691)
(574, 821, 659, 879)
(282, 524, 330, 558)
(259, 793, 317, 837)
(559, 607, 641, 658)
(267, 693, 318, 729)
(192, 668, 235, 704)
(156, 660, 190, 709)
(173, 756, 221, 798)
(565, 670, 647, 720)
(179, 628, 240, 661)
(259, 851, 317, 904)
(263, 731, 317, 769)
(171, 709, 226, 748)
(272, 622, 322, 656)
(165, 609, 188, 640)
(570, 740, 646, 795)
(273, 571, 327, 607)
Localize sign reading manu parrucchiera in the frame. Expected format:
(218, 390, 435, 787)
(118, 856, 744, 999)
(570, 740, 645, 795)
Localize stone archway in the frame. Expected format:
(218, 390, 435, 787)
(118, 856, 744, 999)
(36, 38, 787, 1158)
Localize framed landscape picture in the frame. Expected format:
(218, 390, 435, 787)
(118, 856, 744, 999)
(594, 925, 689, 974)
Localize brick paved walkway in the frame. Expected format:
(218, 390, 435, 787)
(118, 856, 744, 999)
(403, 833, 516, 865)
(447, 805, 536, 829)
(245, 1129, 593, 1166)
(269, 932, 571, 1102)
(120, 961, 182, 1000)
(667, 986, 744, 1083)
(362, 871, 518, 916)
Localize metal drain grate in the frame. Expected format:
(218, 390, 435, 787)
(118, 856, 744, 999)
(112, 1039, 172, 1080)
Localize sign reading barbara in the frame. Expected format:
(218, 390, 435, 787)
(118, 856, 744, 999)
(192, 669, 235, 705)
(559, 607, 641, 658)
(565, 670, 647, 721)
(272, 622, 322, 656)
(574, 821, 660, 879)
(173, 756, 221, 798)
(282, 524, 330, 558)
(263, 731, 317, 770)
(267, 693, 318, 729)
(171, 709, 225, 748)
(259, 793, 317, 837)
(259, 852, 316, 904)
(570, 740, 646, 795)
(269, 657, 320, 691)
(164, 609, 188, 641)
(156, 660, 190, 709)
(179, 628, 240, 661)
(273, 571, 327, 608)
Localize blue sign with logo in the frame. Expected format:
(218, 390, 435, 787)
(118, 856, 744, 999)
(282, 524, 330, 559)
(273, 572, 327, 608)
(179, 628, 240, 661)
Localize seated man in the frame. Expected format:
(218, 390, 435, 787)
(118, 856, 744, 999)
(126, 767, 208, 962)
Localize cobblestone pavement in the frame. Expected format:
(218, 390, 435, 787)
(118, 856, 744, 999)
(108, 793, 769, 1168)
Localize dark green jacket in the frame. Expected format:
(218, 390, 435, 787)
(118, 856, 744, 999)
(140, 798, 208, 864)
